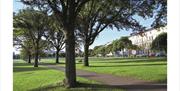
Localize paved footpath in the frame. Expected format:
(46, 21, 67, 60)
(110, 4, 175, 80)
(41, 64, 167, 91)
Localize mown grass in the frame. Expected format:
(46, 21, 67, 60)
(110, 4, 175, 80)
(40, 57, 167, 83)
(13, 60, 124, 91)
(77, 57, 167, 83)
(77, 58, 167, 83)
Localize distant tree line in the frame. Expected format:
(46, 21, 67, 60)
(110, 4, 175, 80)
(89, 37, 139, 57)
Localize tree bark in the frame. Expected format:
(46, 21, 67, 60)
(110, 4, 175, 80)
(28, 54, 31, 63)
(56, 49, 60, 63)
(64, 31, 76, 87)
(83, 43, 89, 66)
(34, 41, 39, 67)
(34, 49, 38, 67)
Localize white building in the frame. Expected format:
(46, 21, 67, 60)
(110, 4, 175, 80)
(128, 26, 167, 54)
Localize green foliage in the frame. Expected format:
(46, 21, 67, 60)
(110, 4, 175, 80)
(45, 15, 65, 51)
(92, 45, 105, 56)
(97, 46, 106, 57)
(112, 39, 123, 52)
(129, 44, 140, 50)
(91, 37, 134, 56)
(105, 44, 113, 53)
(112, 37, 132, 51)
(59, 52, 66, 57)
(14, 9, 51, 61)
(20, 48, 29, 61)
(87, 49, 92, 56)
(119, 37, 132, 49)
(151, 32, 167, 53)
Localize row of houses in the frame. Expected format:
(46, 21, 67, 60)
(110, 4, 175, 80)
(105, 26, 167, 57)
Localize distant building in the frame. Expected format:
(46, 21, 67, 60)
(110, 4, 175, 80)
(100, 26, 167, 57)
(106, 52, 113, 57)
(128, 26, 167, 55)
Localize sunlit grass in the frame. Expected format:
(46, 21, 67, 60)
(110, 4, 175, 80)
(14, 60, 124, 91)
(40, 57, 167, 82)
(76, 57, 167, 82)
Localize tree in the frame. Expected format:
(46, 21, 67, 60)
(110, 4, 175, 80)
(20, 47, 31, 61)
(129, 0, 167, 28)
(151, 32, 167, 53)
(14, 39, 33, 63)
(77, 0, 167, 66)
(151, 0, 167, 28)
(120, 37, 132, 57)
(93, 45, 103, 56)
(88, 49, 94, 56)
(14, 9, 49, 67)
(21, 0, 93, 87)
(77, 0, 140, 66)
(129, 44, 139, 50)
(13, 21, 33, 63)
(98, 46, 106, 57)
(105, 44, 113, 54)
(45, 15, 65, 64)
(112, 37, 132, 57)
(19, 40, 49, 62)
(112, 39, 123, 52)
(20, 0, 167, 87)
(119, 37, 132, 49)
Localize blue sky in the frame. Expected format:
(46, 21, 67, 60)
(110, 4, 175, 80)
(13, 0, 24, 12)
(13, 0, 154, 49)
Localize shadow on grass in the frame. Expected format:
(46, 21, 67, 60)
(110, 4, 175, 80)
(13, 63, 49, 72)
(88, 57, 152, 61)
(13, 62, 32, 66)
(39, 63, 64, 65)
(89, 63, 167, 68)
(77, 82, 167, 90)
(29, 84, 62, 91)
(91, 58, 167, 64)
(39, 62, 82, 65)
(29, 82, 167, 91)
(157, 79, 167, 83)
(13, 67, 49, 72)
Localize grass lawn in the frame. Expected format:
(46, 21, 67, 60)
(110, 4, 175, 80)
(77, 57, 167, 83)
(41, 57, 167, 83)
(14, 60, 124, 91)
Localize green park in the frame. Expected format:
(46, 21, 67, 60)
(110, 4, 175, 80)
(13, 0, 167, 91)
(14, 57, 167, 91)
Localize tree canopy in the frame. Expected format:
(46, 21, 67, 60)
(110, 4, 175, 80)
(14, 9, 49, 67)
(151, 32, 167, 53)
(112, 37, 132, 52)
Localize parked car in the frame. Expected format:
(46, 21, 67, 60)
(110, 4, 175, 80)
(155, 52, 166, 57)
(136, 54, 148, 57)
(149, 53, 156, 57)
(142, 54, 148, 57)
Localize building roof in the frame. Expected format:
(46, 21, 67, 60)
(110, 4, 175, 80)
(129, 26, 167, 37)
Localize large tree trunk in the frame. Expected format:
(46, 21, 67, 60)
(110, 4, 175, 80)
(83, 43, 89, 66)
(64, 31, 76, 87)
(34, 42, 39, 67)
(56, 49, 60, 63)
(34, 49, 39, 67)
(28, 54, 31, 63)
